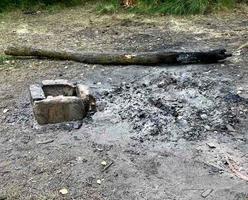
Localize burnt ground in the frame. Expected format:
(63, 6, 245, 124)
(0, 6, 248, 200)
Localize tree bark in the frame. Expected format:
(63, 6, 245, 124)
(4, 46, 231, 65)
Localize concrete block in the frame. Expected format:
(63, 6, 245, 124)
(30, 80, 95, 125)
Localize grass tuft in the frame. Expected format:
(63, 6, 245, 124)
(96, 0, 121, 13)
(0, 55, 15, 65)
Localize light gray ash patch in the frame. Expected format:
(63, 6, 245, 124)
(99, 71, 247, 142)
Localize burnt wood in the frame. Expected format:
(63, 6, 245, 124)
(5, 46, 232, 65)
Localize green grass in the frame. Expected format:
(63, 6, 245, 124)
(97, 0, 237, 15)
(96, 0, 121, 13)
(0, 0, 84, 13)
(0, 55, 15, 65)
(0, 0, 245, 15)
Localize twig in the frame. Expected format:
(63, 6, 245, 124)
(101, 161, 114, 172)
(225, 155, 248, 181)
(36, 139, 54, 144)
(238, 42, 248, 50)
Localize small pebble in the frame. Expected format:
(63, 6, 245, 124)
(3, 109, 9, 114)
(205, 125, 211, 130)
(59, 188, 68, 195)
(200, 114, 208, 120)
(177, 116, 183, 120)
(226, 124, 235, 132)
(76, 157, 82, 162)
(206, 142, 216, 148)
(101, 161, 107, 166)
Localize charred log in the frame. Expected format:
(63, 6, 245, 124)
(5, 46, 232, 65)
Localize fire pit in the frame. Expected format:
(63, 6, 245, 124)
(29, 80, 95, 125)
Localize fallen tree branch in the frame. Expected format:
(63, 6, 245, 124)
(4, 45, 232, 65)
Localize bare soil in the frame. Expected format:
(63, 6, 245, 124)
(0, 6, 248, 200)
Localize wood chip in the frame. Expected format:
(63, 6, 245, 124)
(206, 142, 216, 148)
(238, 42, 248, 50)
(201, 189, 213, 198)
(226, 156, 248, 181)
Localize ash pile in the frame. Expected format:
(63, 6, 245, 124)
(99, 71, 248, 142)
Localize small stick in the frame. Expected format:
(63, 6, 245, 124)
(225, 155, 248, 181)
(101, 161, 114, 172)
(36, 139, 54, 144)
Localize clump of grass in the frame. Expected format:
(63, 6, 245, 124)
(96, 0, 121, 13)
(214, 0, 235, 10)
(0, 55, 15, 65)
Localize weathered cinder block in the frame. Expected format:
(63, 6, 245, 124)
(29, 84, 45, 101)
(30, 80, 94, 125)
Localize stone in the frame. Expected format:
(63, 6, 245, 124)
(59, 188, 68, 195)
(3, 109, 9, 114)
(29, 84, 45, 101)
(206, 142, 216, 148)
(204, 125, 211, 130)
(42, 79, 74, 87)
(101, 161, 107, 166)
(33, 96, 86, 125)
(200, 114, 208, 120)
(76, 84, 96, 111)
(226, 124, 235, 132)
(30, 80, 95, 125)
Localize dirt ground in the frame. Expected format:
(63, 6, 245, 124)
(0, 5, 248, 200)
